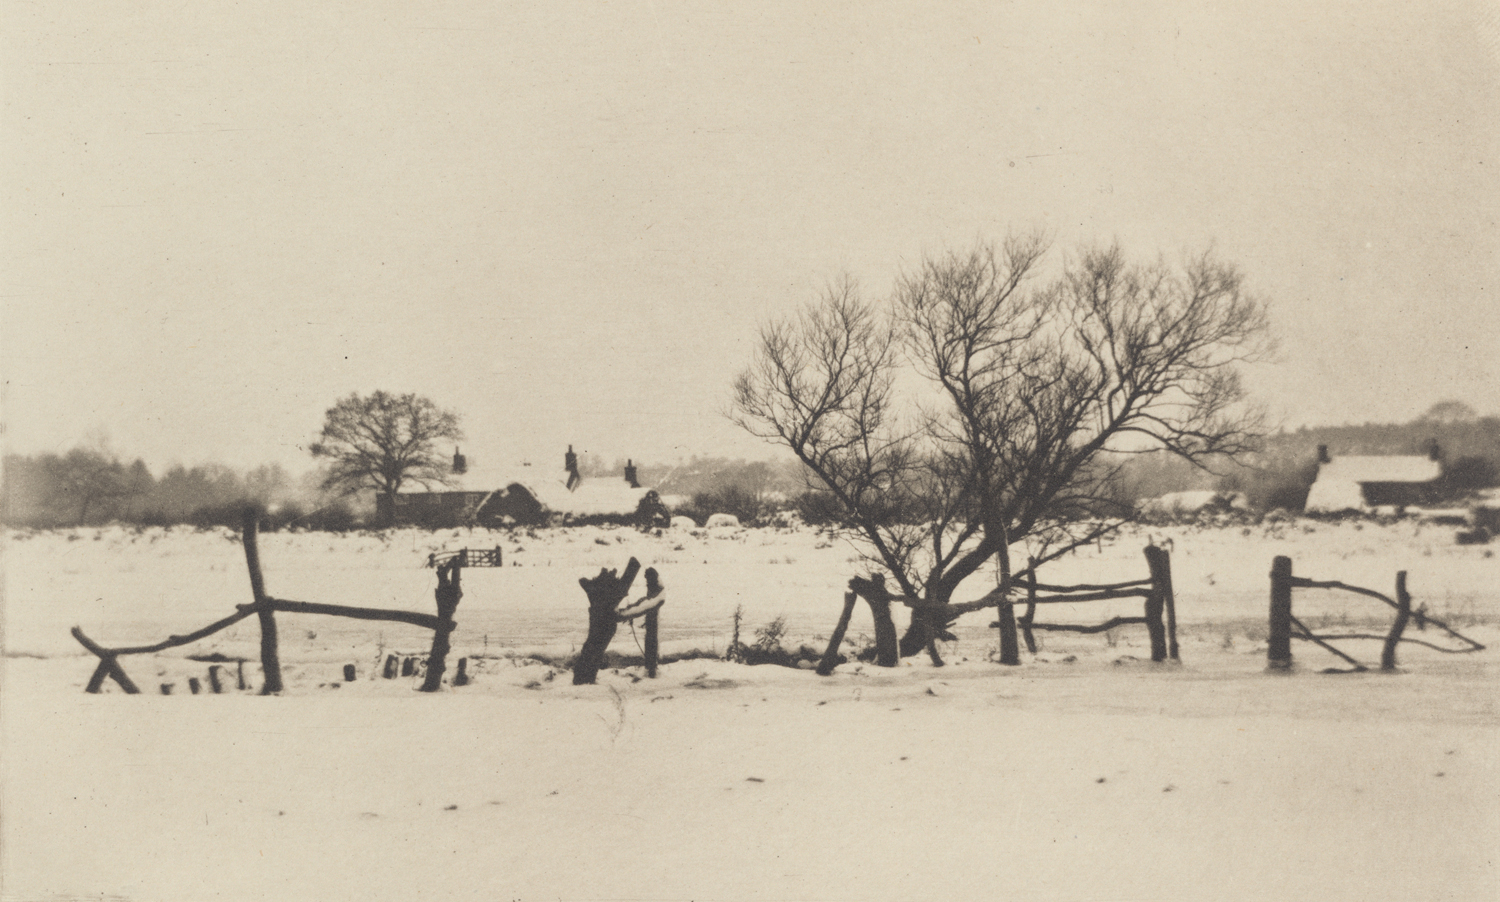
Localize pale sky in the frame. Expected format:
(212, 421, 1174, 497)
(4, 1, 1497, 474)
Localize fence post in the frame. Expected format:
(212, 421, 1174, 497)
(1018, 559, 1038, 654)
(1268, 555, 1294, 670)
(419, 558, 462, 692)
(644, 607, 660, 678)
(241, 508, 283, 694)
(816, 592, 859, 676)
(1141, 548, 1168, 661)
(1381, 571, 1411, 671)
(1144, 545, 1177, 662)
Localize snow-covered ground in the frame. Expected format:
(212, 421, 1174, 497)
(3, 520, 1497, 901)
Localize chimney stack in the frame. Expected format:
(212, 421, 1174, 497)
(452, 447, 467, 475)
(1317, 444, 1330, 464)
(565, 445, 580, 490)
(624, 459, 639, 488)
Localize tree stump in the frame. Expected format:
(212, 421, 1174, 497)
(343, 664, 357, 682)
(383, 655, 399, 679)
(453, 657, 470, 687)
(573, 558, 641, 685)
(848, 575, 899, 668)
(188, 678, 201, 695)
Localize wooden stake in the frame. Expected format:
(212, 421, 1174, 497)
(1381, 571, 1412, 671)
(1268, 555, 1294, 670)
(644, 607, 660, 678)
(208, 665, 224, 694)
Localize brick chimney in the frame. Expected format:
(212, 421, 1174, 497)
(565, 445, 580, 490)
(452, 447, 467, 475)
(624, 459, 639, 488)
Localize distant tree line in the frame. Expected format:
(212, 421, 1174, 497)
(1, 450, 359, 530)
(1106, 402, 1500, 512)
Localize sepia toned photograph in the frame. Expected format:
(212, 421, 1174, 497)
(3, 3, 1496, 900)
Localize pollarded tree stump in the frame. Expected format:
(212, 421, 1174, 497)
(573, 558, 641, 685)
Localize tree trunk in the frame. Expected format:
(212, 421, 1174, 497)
(994, 542, 1019, 665)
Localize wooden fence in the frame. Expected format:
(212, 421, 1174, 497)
(427, 547, 503, 568)
(817, 545, 1178, 674)
(72, 509, 466, 694)
(1002, 545, 1179, 663)
(1267, 554, 1485, 672)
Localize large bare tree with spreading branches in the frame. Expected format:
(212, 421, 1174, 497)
(732, 232, 1271, 663)
(310, 391, 464, 526)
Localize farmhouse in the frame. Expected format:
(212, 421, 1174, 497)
(387, 448, 665, 527)
(1303, 444, 1443, 513)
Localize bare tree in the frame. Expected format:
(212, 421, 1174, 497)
(733, 234, 1270, 663)
(310, 391, 463, 526)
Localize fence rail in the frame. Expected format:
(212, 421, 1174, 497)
(1268, 555, 1485, 673)
(72, 509, 467, 695)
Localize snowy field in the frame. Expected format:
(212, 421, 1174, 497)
(3, 519, 1497, 901)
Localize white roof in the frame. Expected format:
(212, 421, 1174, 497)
(1314, 456, 1442, 484)
(399, 466, 650, 516)
(1304, 455, 1441, 512)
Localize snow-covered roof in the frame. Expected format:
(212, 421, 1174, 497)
(398, 466, 651, 516)
(1304, 455, 1441, 512)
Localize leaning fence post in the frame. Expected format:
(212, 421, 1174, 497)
(1143, 545, 1177, 662)
(816, 592, 859, 676)
(1268, 555, 1294, 670)
(1381, 571, 1412, 671)
(241, 508, 283, 694)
